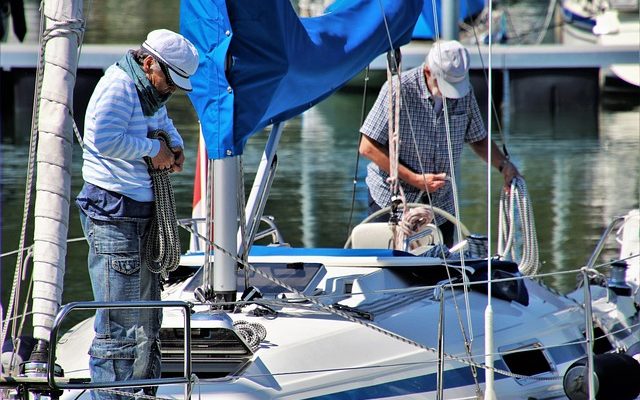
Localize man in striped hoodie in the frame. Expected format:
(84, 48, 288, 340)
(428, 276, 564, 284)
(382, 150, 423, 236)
(76, 29, 199, 399)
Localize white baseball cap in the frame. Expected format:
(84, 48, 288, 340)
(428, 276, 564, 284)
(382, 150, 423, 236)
(427, 40, 471, 99)
(142, 29, 199, 91)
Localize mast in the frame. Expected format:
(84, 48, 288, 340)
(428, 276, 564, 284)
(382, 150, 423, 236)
(30, 0, 83, 357)
(212, 157, 238, 302)
(442, 0, 460, 40)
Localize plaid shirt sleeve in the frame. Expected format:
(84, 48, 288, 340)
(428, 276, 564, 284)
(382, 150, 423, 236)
(464, 92, 487, 143)
(361, 80, 391, 145)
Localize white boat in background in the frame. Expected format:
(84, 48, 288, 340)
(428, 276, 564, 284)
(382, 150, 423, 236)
(560, 0, 640, 87)
(2, 0, 640, 399)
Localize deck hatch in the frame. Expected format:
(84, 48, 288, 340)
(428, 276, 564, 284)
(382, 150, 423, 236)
(499, 341, 555, 383)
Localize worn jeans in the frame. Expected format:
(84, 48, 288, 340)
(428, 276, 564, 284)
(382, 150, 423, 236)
(80, 212, 162, 400)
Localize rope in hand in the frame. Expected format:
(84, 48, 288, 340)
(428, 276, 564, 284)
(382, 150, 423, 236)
(143, 129, 181, 279)
(497, 176, 540, 276)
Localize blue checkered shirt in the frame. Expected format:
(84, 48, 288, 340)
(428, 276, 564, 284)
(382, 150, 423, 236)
(361, 65, 486, 225)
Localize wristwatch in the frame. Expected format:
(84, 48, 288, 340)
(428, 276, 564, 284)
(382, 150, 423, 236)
(498, 159, 509, 173)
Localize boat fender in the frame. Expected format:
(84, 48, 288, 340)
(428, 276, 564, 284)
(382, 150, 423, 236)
(563, 352, 640, 400)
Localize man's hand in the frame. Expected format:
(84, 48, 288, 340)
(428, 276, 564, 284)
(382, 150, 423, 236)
(171, 147, 185, 172)
(151, 141, 175, 170)
(416, 172, 448, 192)
(500, 160, 521, 193)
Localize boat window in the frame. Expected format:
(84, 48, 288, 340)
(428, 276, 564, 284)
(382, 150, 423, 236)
(500, 342, 553, 380)
(182, 262, 326, 297)
(588, 326, 614, 354)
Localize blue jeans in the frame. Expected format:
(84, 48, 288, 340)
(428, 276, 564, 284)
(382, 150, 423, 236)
(80, 212, 162, 399)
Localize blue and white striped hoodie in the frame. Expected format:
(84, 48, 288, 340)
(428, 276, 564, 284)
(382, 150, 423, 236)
(82, 65, 184, 202)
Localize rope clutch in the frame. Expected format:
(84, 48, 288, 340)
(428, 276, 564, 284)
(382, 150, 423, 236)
(143, 129, 181, 278)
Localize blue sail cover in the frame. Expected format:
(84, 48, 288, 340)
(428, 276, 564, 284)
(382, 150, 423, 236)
(412, 0, 486, 39)
(180, 0, 423, 160)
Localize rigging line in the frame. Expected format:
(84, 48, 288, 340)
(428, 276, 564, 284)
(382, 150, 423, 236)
(2, 14, 86, 348)
(346, 65, 371, 237)
(238, 156, 250, 289)
(4, 255, 35, 375)
(424, 2, 478, 382)
(500, 1, 523, 44)
(485, 2, 498, 396)
(380, 3, 478, 387)
(2, 2, 47, 357)
(374, 0, 398, 60)
(386, 56, 405, 216)
(188, 233, 551, 382)
(0, 7, 93, 356)
(0, 237, 85, 259)
(189, 249, 629, 383)
(435, 54, 475, 336)
(534, 0, 559, 45)
(188, 223, 536, 383)
(466, 21, 506, 146)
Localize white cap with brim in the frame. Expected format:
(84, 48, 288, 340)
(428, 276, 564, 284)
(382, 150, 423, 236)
(142, 29, 199, 91)
(427, 41, 471, 99)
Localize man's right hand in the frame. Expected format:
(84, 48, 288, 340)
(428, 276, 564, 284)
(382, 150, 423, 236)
(416, 172, 448, 192)
(151, 141, 175, 170)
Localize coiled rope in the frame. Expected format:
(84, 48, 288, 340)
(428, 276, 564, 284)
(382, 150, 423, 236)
(394, 207, 435, 250)
(143, 129, 181, 279)
(497, 176, 540, 275)
(233, 320, 267, 351)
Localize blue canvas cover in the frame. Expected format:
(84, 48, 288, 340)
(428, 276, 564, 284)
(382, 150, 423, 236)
(180, 0, 423, 160)
(328, 0, 486, 40)
(412, 0, 486, 39)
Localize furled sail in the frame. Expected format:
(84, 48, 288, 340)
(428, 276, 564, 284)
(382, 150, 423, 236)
(181, 0, 423, 160)
(31, 0, 83, 342)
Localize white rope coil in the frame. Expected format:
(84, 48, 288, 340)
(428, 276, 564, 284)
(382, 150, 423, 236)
(498, 176, 540, 275)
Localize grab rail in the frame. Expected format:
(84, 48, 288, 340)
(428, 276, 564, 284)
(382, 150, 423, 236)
(49, 300, 193, 396)
(585, 215, 626, 269)
(178, 215, 286, 251)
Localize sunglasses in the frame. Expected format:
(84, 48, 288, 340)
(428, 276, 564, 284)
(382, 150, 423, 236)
(156, 58, 176, 88)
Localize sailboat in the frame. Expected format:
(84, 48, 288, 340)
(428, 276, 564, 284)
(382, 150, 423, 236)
(560, 0, 640, 86)
(2, 0, 640, 399)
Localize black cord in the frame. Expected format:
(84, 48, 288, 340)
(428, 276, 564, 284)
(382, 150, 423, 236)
(346, 65, 372, 238)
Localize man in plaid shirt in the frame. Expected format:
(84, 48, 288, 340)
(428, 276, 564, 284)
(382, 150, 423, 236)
(359, 40, 519, 247)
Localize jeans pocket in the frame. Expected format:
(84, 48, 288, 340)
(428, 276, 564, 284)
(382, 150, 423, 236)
(109, 255, 141, 275)
(92, 219, 142, 275)
(90, 338, 136, 360)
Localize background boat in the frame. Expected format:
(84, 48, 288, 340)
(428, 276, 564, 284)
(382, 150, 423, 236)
(559, 0, 640, 87)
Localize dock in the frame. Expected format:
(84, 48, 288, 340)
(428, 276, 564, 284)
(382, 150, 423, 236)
(371, 42, 639, 70)
(1, 43, 638, 142)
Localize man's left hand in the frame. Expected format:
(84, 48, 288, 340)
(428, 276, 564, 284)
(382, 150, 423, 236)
(171, 147, 185, 172)
(501, 160, 520, 192)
